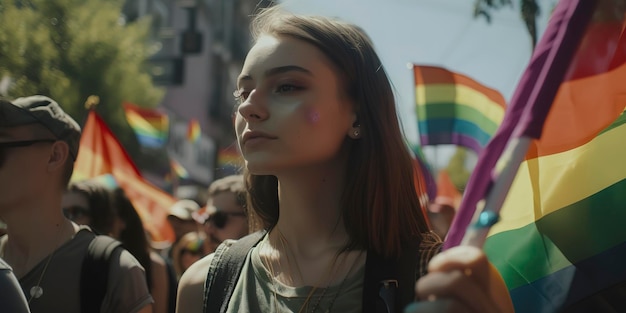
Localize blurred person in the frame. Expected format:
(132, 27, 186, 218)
(171, 231, 206, 279)
(112, 187, 177, 313)
(63, 179, 175, 313)
(0, 257, 30, 313)
(163, 199, 201, 271)
(64, 179, 117, 235)
(195, 175, 251, 253)
(0, 95, 153, 312)
(426, 196, 457, 240)
(166, 199, 201, 242)
(177, 7, 512, 313)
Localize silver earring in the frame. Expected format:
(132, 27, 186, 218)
(353, 129, 360, 137)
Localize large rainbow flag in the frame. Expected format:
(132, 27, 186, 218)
(72, 111, 176, 242)
(123, 102, 169, 148)
(413, 65, 507, 155)
(445, 0, 626, 311)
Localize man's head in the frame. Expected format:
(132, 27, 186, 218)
(198, 175, 249, 253)
(167, 199, 201, 241)
(0, 96, 81, 193)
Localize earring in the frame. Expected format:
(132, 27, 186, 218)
(353, 129, 360, 137)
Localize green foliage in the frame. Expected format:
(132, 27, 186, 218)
(0, 0, 165, 168)
(473, 0, 540, 49)
(445, 147, 471, 192)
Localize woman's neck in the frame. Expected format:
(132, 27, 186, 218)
(274, 164, 349, 256)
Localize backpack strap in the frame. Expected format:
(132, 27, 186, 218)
(80, 235, 124, 313)
(203, 231, 266, 313)
(362, 236, 426, 313)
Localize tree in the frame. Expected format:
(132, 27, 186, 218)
(445, 147, 471, 192)
(0, 0, 165, 169)
(473, 0, 541, 49)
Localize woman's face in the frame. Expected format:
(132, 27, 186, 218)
(61, 191, 92, 226)
(234, 34, 356, 175)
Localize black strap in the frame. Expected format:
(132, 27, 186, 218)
(80, 235, 123, 313)
(204, 231, 266, 313)
(362, 240, 420, 313)
(204, 231, 419, 313)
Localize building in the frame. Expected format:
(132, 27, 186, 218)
(122, 0, 272, 196)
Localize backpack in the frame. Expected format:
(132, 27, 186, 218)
(203, 231, 439, 313)
(79, 235, 124, 313)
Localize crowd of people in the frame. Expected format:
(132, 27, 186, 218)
(0, 5, 516, 313)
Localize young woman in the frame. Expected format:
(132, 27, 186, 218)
(178, 7, 513, 313)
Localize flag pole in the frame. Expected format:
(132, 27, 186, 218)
(460, 136, 531, 248)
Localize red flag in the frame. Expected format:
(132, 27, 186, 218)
(73, 111, 176, 243)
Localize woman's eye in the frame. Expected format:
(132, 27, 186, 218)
(233, 89, 251, 102)
(275, 84, 300, 93)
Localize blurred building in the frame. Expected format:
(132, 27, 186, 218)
(122, 0, 272, 194)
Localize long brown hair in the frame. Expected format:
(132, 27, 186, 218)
(244, 7, 429, 258)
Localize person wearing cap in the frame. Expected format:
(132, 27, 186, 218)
(0, 96, 153, 313)
(166, 199, 202, 243)
(162, 199, 201, 269)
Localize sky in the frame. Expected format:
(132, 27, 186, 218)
(279, 0, 556, 168)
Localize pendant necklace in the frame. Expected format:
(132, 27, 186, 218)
(28, 223, 68, 303)
(28, 250, 56, 303)
(15, 224, 67, 303)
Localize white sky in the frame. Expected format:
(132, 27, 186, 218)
(279, 0, 556, 168)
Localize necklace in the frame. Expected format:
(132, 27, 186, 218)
(28, 223, 70, 303)
(1, 223, 69, 303)
(28, 250, 55, 303)
(308, 250, 364, 313)
(264, 228, 354, 313)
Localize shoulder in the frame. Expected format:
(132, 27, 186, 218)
(176, 253, 215, 313)
(180, 252, 214, 288)
(0, 260, 30, 313)
(0, 257, 10, 270)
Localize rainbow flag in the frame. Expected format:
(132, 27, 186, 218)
(446, 1, 626, 311)
(413, 65, 507, 155)
(186, 118, 201, 143)
(215, 143, 244, 176)
(122, 102, 169, 148)
(170, 158, 190, 179)
(72, 111, 176, 243)
(90, 173, 119, 190)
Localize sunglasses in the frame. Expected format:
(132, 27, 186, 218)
(63, 205, 91, 221)
(0, 139, 56, 165)
(203, 211, 246, 229)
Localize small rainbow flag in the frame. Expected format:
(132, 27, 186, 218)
(123, 102, 169, 148)
(215, 143, 244, 176)
(413, 65, 506, 155)
(186, 118, 201, 143)
(170, 158, 190, 179)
